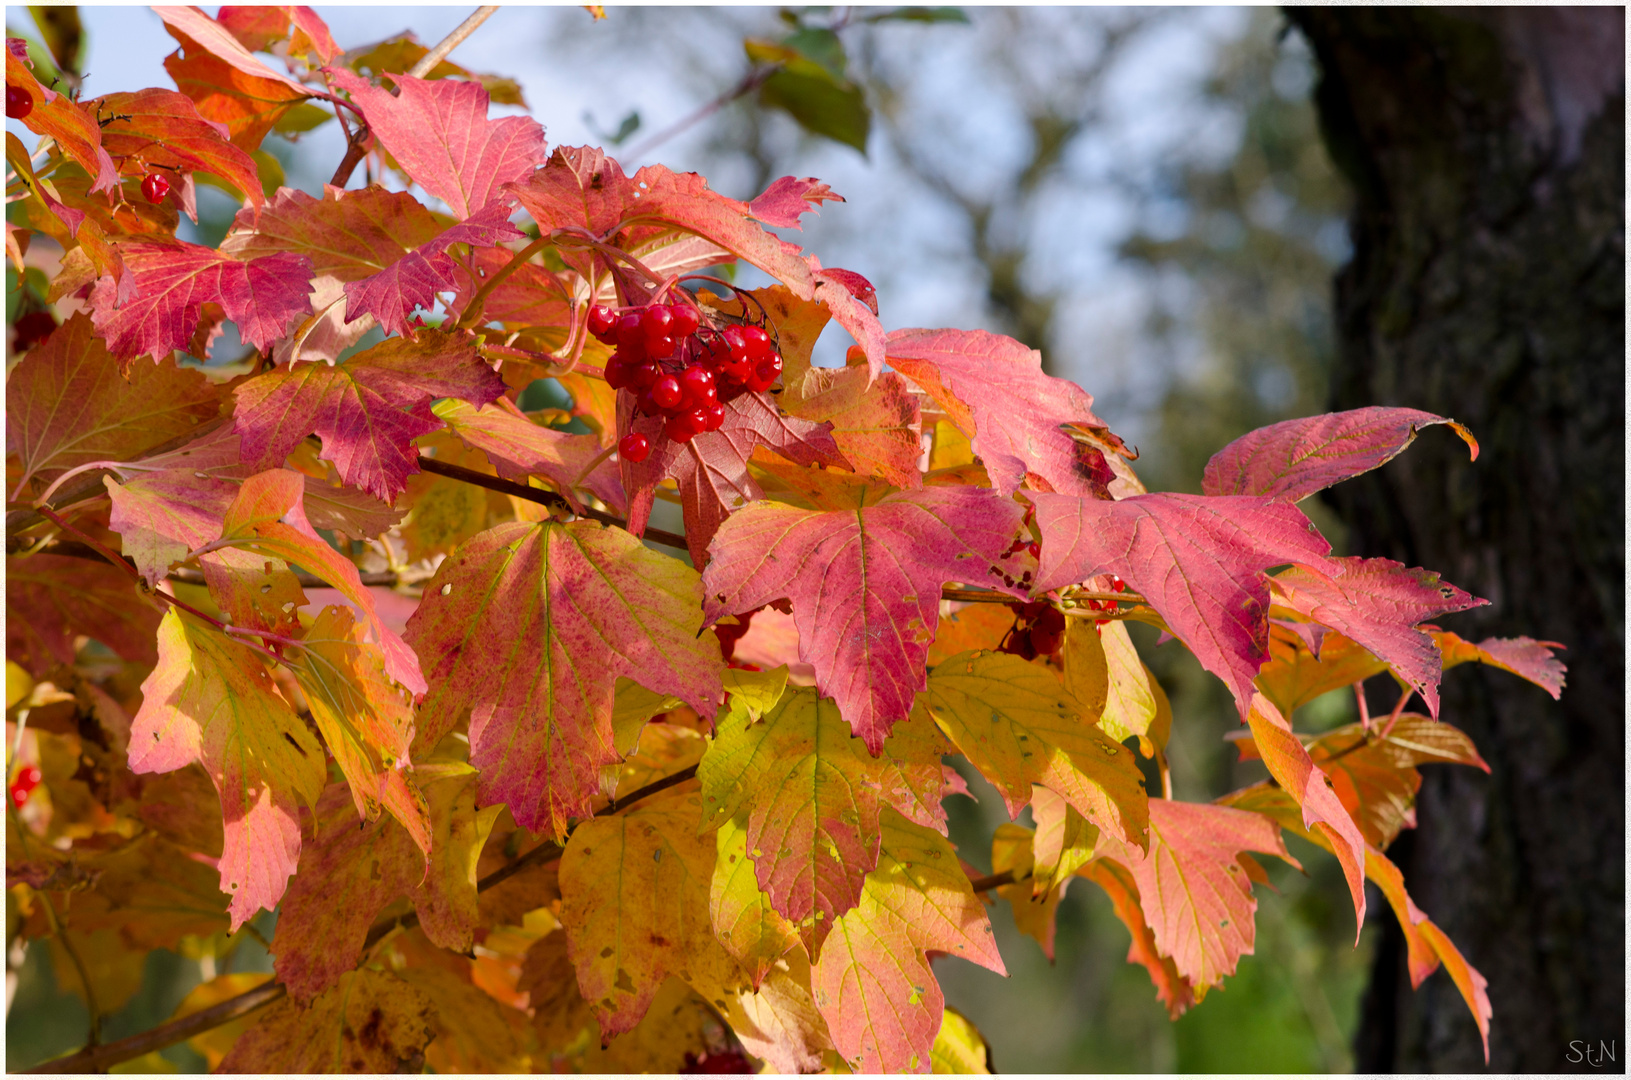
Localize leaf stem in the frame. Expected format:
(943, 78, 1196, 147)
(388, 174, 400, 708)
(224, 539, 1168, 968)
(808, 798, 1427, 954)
(34, 507, 139, 584)
(453, 235, 551, 331)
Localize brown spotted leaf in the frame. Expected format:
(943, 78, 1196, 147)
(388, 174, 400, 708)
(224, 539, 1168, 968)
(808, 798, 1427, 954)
(217, 968, 436, 1072)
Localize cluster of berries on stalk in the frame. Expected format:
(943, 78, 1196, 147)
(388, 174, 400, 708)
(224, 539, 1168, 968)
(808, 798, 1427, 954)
(587, 294, 783, 463)
(999, 574, 1127, 660)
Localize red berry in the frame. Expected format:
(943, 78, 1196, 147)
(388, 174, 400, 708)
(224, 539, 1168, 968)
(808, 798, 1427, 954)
(665, 410, 702, 443)
(741, 325, 773, 359)
(10, 786, 27, 807)
(703, 402, 726, 431)
(1109, 575, 1126, 592)
(745, 352, 782, 393)
(722, 325, 748, 359)
(604, 357, 631, 390)
(668, 303, 700, 337)
(651, 374, 684, 411)
(619, 432, 650, 463)
(1027, 541, 1040, 559)
(6, 84, 32, 120)
(629, 360, 661, 391)
(615, 313, 645, 351)
(677, 364, 715, 407)
(587, 304, 617, 339)
(640, 304, 672, 335)
(142, 172, 170, 204)
(645, 333, 676, 359)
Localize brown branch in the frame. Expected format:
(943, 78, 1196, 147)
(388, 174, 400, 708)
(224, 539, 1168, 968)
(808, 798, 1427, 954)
(968, 868, 1019, 894)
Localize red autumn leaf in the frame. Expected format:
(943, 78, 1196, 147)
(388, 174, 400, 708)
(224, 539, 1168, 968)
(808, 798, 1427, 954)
(272, 770, 498, 1002)
(5, 313, 220, 494)
(620, 389, 852, 567)
(1096, 798, 1295, 991)
(1433, 630, 1567, 699)
(886, 328, 1119, 499)
(1201, 406, 1480, 503)
(1243, 694, 1366, 933)
(342, 200, 525, 335)
(5, 43, 119, 194)
(810, 811, 1006, 1074)
(211, 4, 340, 62)
(327, 69, 545, 220)
(507, 147, 817, 297)
(163, 34, 312, 152)
(220, 185, 446, 285)
(231, 331, 504, 501)
(1271, 556, 1487, 717)
(404, 520, 724, 837)
(1032, 491, 1332, 720)
(434, 397, 626, 514)
(810, 256, 886, 380)
(5, 554, 161, 675)
(701, 486, 1029, 751)
(748, 175, 843, 228)
(129, 608, 327, 929)
(1253, 622, 1389, 717)
(1079, 858, 1196, 1019)
(86, 240, 315, 364)
(154, 6, 313, 92)
(90, 88, 264, 207)
(697, 685, 951, 954)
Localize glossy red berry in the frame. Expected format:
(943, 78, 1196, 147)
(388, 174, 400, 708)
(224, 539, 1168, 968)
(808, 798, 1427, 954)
(703, 402, 726, 431)
(665, 410, 702, 443)
(668, 303, 700, 337)
(141, 172, 170, 204)
(614, 313, 646, 351)
(677, 364, 715, 406)
(629, 360, 661, 391)
(604, 357, 631, 390)
(745, 352, 782, 393)
(651, 374, 684, 411)
(640, 304, 672, 337)
(6, 84, 32, 120)
(587, 304, 617, 339)
(645, 333, 676, 359)
(619, 431, 650, 463)
(741, 325, 773, 359)
(10, 764, 42, 807)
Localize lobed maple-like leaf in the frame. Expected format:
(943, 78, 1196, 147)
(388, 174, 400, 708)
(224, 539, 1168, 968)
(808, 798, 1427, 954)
(886, 327, 1120, 499)
(5, 313, 220, 492)
(1096, 798, 1293, 991)
(920, 650, 1149, 848)
(129, 608, 326, 929)
(404, 519, 724, 836)
(1202, 406, 1479, 503)
(215, 469, 425, 693)
(748, 176, 843, 228)
(1271, 556, 1486, 717)
(271, 768, 501, 1002)
(5, 43, 119, 194)
(220, 185, 445, 284)
(327, 69, 545, 220)
(154, 6, 313, 95)
(1254, 621, 1388, 717)
(810, 810, 1007, 1074)
(1032, 491, 1331, 721)
(1243, 694, 1366, 932)
(86, 240, 314, 364)
(711, 813, 801, 987)
(621, 387, 852, 566)
(90, 88, 264, 207)
(1078, 857, 1196, 1019)
(434, 397, 625, 514)
(1434, 630, 1567, 699)
(5, 554, 160, 675)
(161, 17, 313, 151)
(217, 968, 436, 1072)
(232, 331, 504, 501)
(558, 790, 744, 1037)
(696, 685, 950, 954)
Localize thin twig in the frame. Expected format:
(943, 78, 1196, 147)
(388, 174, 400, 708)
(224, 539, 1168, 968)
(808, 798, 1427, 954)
(623, 65, 779, 161)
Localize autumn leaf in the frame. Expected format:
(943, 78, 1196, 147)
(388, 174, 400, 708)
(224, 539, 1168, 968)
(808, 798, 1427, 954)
(991, 823, 1064, 959)
(1095, 798, 1293, 991)
(1434, 630, 1567, 698)
(404, 519, 724, 836)
(1032, 491, 1331, 721)
(702, 486, 1029, 751)
(711, 813, 800, 987)
(696, 685, 950, 953)
(748, 175, 843, 227)
(434, 396, 626, 514)
(930, 1007, 993, 1074)
(1306, 715, 1488, 848)
(1243, 694, 1366, 933)
(5, 554, 159, 675)
(1254, 622, 1387, 716)
(217, 5, 340, 62)
(810, 810, 1007, 1074)
(44, 833, 230, 949)
(220, 184, 445, 283)
(215, 469, 425, 693)
(392, 961, 530, 1074)
(1078, 857, 1196, 1019)
(5, 43, 118, 194)
(886, 327, 1119, 499)
(90, 88, 264, 206)
(1065, 618, 1173, 760)
(328, 69, 545, 220)
(154, 6, 314, 95)
(558, 790, 744, 1036)
(721, 952, 834, 1073)
(1270, 556, 1486, 718)
(1030, 785, 1099, 895)
(231, 331, 504, 501)
(1202, 406, 1479, 503)
(621, 386, 852, 566)
(218, 968, 436, 1072)
(272, 769, 501, 1002)
(129, 608, 326, 929)
(163, 24, 313, 151)
(920, 650, 1148, 849)
(6, 313, 220, 494)
(86, 239, 314, 364)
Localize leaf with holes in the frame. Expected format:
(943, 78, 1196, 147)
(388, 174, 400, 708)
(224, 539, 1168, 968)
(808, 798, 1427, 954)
(810, 810, 1006, 1074)
(128, 608, 326, 929)
(1202, 406, 1479, 503)
(711, 813, 800, 987)
(404, 519, 723, 836)
(702, 486, 1029, 751)
(696, 684, 950, 954)
(1434, 631, 1567, 699)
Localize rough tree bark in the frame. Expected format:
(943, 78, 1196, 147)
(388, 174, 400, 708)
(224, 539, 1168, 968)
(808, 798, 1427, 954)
(1288, 8, 1624, 1073)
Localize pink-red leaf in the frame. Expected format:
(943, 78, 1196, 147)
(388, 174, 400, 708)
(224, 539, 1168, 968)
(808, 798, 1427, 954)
(87, 240, 314, 364)
(434, 397, 626, 514)
(748, 176, 842, 228)
(1202, 406, 1479, 503)
(5, 44, 118, 194)
(5, 554, 161, 675)
(327, 69, 545, 220)
(153, 6, 311, 93)
(702, 486, 1029, 751)
(1033, 491, 1331, 719)
(1271, 556, 1486, 717)
(220, 185, 446, 284)
(1434, 630, 1567, 699)
(91, 88, 264, 207)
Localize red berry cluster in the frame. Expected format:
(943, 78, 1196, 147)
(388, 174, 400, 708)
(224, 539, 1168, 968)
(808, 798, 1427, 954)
(588, 297, 783, 458)
(6, 84, 32, 120)
(1001, 601, 1067, 660)
(10, 764, 42, 808)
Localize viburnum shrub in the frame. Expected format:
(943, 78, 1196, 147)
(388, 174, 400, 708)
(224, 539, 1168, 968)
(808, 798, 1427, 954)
(4, 8, 1566, 1074)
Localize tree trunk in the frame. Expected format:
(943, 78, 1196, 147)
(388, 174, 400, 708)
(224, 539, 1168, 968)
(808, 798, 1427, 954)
(1288, 8, 1624, 1072)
